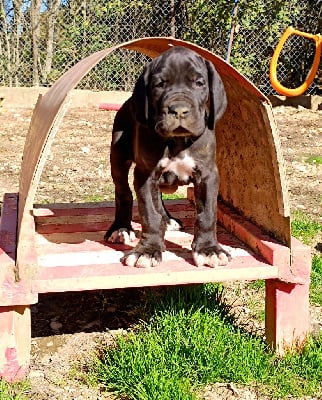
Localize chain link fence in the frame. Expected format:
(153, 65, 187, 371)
(1, 0, 321, 95)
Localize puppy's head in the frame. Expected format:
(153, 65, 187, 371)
(132, 46, 227, 138)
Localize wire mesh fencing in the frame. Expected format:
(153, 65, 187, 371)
(0, 0, 321, 95)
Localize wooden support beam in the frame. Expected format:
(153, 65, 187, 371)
(0, 305, 31, 382)
(265, 238, 311, 354)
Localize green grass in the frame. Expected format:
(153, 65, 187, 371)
(305, 155, 322, 165)
(93, 284, 322, 399)
(291, 210, 322, 305)
(162, 192, 185, 200)
(311, 254, 322, 305)
(248, 279, 265, 290)
(0, 380, 29, 400)
(83, 193, 106, 202)
(291, 210, 321, 246)
(84, 187, 115, 202)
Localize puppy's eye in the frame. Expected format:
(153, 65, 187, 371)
(195, 79, 205, 88)
(154, 80, 166, 88)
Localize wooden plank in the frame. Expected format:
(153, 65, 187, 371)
(35, 233, 253, 266)
(36, 221, 110, 235)
(33, 208, 195, 225)
(32, 259, 278, 294)
(217, 202, 290, 267)
(34, 230, 131, 245)
(16, 209, 39, 283)
(33, 200, 115, 214)
(34, 213, 195, 234)
(34, 227, 241, 253)
(33, 201, 196, 238)
(0, 194, 18, 305)
(0, 194, 38, 306)
(0, 193, 18, 261)
(33, 199, 194, 218)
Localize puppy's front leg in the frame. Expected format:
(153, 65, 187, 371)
(104, 130, 135, 244)
(122, 169, 165, 268)
(192, 171, 231, 268)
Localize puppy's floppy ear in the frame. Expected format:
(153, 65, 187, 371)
(205, 60, 227, 130)
(131, 64, 151, 125)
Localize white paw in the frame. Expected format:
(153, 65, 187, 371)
(192, 251, 230, 268)
(108, 230, 136, 244)
(122, 253, 160, 268)
(166, 218, 182, 231)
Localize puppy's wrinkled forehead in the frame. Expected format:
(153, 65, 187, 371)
(151, 47, 207, 77)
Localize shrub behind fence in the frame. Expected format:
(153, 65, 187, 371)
(0, 0, 321, 95)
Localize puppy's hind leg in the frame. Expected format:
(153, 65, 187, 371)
(159, 172, 183, 231)
(105, 131, 135, 244)
(161, 196, 183, 231)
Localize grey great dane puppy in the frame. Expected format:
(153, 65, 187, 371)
(105, 46, 231, 268)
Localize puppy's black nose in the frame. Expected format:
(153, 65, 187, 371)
(168, 103, 190, 119)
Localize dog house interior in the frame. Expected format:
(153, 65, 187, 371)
(0, 37, 311, 382)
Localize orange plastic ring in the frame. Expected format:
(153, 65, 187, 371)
(270, 27, 322, 97)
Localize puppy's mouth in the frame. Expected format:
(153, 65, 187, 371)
(155, 119, 199, 137)
(168, 126, 192, 137)
(156, 123, 203, 138)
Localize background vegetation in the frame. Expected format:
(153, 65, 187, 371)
(1, 0, 321, 94)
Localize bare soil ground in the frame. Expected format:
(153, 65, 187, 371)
(0, 104, 321, 399)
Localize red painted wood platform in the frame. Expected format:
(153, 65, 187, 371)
(1, 193, 284, 296)
(0, 191, 311, 381)
(33, 199, 280, 292)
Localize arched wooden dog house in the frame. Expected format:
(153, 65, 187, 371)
(0, 38, 311, 381)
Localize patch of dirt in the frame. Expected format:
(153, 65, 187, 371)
(273, 106, 321, 223)
(0, 104, 321, 399)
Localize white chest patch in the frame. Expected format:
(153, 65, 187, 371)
(159, 152, 196, 182)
